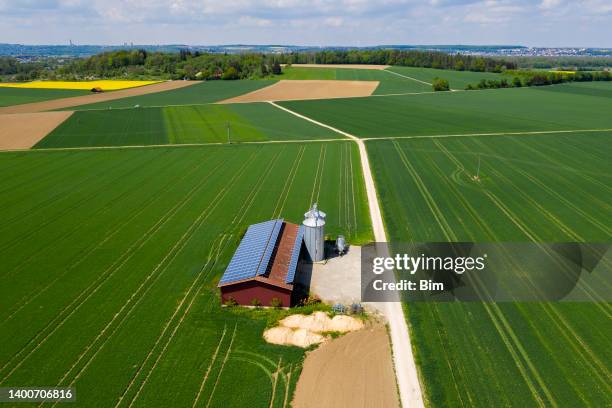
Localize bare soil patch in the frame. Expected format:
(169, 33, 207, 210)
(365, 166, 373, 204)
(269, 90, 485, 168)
(285, 64, 390, 70)
(292, 323, 400, 408)
(0, 111, 74, 150)
(0, 81, 197, 114)
(218, 80, 379, 103)
(263, 311, 364, 348)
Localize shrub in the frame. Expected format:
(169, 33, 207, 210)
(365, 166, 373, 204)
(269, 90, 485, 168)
(250, 298, 262, 307)
(222, 66, 239, 80)
(301, 294, 321, 306)
(512, 76, 523, 87)
(224, 297, 238, 307)
(270, 298, 283, 308)
(432, 78, 450, 92)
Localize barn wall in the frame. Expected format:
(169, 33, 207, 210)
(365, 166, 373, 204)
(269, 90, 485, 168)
(221, 281, 292, 307)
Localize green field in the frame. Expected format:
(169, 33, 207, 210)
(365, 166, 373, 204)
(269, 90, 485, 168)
(0, 142, 371, 407)
(386, 66, 507, 89)
(367, 133, 611, 406)
(36, 102, 342, 148)
(281, 82, 612, 138)
(67, 80, 275, 110)
(0, 87, 89, 107)
(275, 66, 432, 94)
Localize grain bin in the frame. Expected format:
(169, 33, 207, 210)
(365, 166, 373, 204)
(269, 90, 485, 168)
(303, 203, 326, 262)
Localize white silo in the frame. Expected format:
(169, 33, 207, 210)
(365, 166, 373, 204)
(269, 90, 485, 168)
(303, 203, 326, 262)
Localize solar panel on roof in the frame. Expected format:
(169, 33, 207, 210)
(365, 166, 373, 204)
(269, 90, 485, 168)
(285, 225, 304, 284)
(256, 220, 283, 276)
(219, 219, 284, 285)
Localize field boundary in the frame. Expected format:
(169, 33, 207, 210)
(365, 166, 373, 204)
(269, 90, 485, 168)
(3, 128, 609, 154)
(363, 128, 612, 141)
(384, 69, 433, 86)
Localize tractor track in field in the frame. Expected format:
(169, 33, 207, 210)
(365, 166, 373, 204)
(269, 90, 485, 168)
(0, 151, 239, 383)
(428, 140, 611, 393)
(0, 150, 165, 253)
(0, 150, 173, 285)
(48, 151, 260, 392)
(1, 151, 202, 325)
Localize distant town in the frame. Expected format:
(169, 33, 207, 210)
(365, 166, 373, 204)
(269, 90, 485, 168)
(1, 43, 611, 61)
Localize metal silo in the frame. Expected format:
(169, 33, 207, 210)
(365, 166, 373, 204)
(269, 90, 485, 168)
(303, 203, 326, 262)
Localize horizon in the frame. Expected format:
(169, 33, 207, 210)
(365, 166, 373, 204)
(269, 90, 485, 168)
(1, 1, 610, 48)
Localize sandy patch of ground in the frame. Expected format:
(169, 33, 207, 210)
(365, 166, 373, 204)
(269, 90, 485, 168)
(0, 81, 197, 114)
(0, 111, 74, 150)
(285, 64, 390, 70)
(292, 323, 399, 408)
(263, 311, 364, 348)
(218, 80, 378, 103)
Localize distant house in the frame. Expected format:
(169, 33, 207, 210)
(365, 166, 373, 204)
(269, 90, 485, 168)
(218, 219, 304, 307)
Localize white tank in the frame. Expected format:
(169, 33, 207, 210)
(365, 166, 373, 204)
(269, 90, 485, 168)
(303, 203, 326, 262)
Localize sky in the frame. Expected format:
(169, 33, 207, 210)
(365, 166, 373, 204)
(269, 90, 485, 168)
(1, 0, 611, 47)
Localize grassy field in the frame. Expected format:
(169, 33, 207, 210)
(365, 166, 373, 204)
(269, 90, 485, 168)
(281, 82, 612, 138)
(386, 66, 506, 89)
(36, 102, 342, 148)
(367, 133, 611, 406)
(67, 80, 276, 110)
(0, 142, 371, 407)
(0, 87, 89, 107)
(275, 66, 432, 94)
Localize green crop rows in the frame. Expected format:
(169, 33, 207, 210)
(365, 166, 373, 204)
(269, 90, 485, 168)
(386, 66, 506, 89)
(0, 87, 89, 107)
(36, 102, 342, 148)
(68, 80, 276, 110)
(367, 133, 611, 406)
(0, 142, 371, 407)
(281, 82, 612, 138)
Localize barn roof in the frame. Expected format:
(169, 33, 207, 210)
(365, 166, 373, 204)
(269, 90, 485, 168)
(218, 219, 304, 288)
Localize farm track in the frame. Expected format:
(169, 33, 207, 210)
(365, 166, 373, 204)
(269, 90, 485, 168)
(268, 101, 423, 408)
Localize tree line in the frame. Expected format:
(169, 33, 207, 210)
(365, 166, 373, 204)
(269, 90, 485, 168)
(1, 49, 516, 81)
(464, 70, 610, 90)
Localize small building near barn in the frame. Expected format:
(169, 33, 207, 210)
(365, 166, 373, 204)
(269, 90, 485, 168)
(218, 218, 305, 307)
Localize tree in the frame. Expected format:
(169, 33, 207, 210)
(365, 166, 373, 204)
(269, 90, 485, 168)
(222, 66, 239, 80)
(432, 78, 450, 91)
(272, 61, 282, 75)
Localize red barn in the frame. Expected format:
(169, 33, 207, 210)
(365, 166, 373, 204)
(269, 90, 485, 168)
(218, 219, 304, 307)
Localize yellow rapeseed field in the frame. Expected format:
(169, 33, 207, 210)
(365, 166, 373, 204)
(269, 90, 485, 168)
(0, 80, 162, 91)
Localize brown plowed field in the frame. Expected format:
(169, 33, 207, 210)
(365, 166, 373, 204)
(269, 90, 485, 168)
(0, 111, 74, 150)
(219, 80, 378, 103)
(0, 81, 197, 114)
(292, 323, 400, 408)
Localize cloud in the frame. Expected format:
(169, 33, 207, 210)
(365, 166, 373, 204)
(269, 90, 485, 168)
(0, 0, 609, 46)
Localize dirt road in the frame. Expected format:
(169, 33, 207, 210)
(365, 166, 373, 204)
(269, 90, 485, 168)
(292, 324, 399, 408)
(0, 81, 197, 114)
(269, 101, 425, 407)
